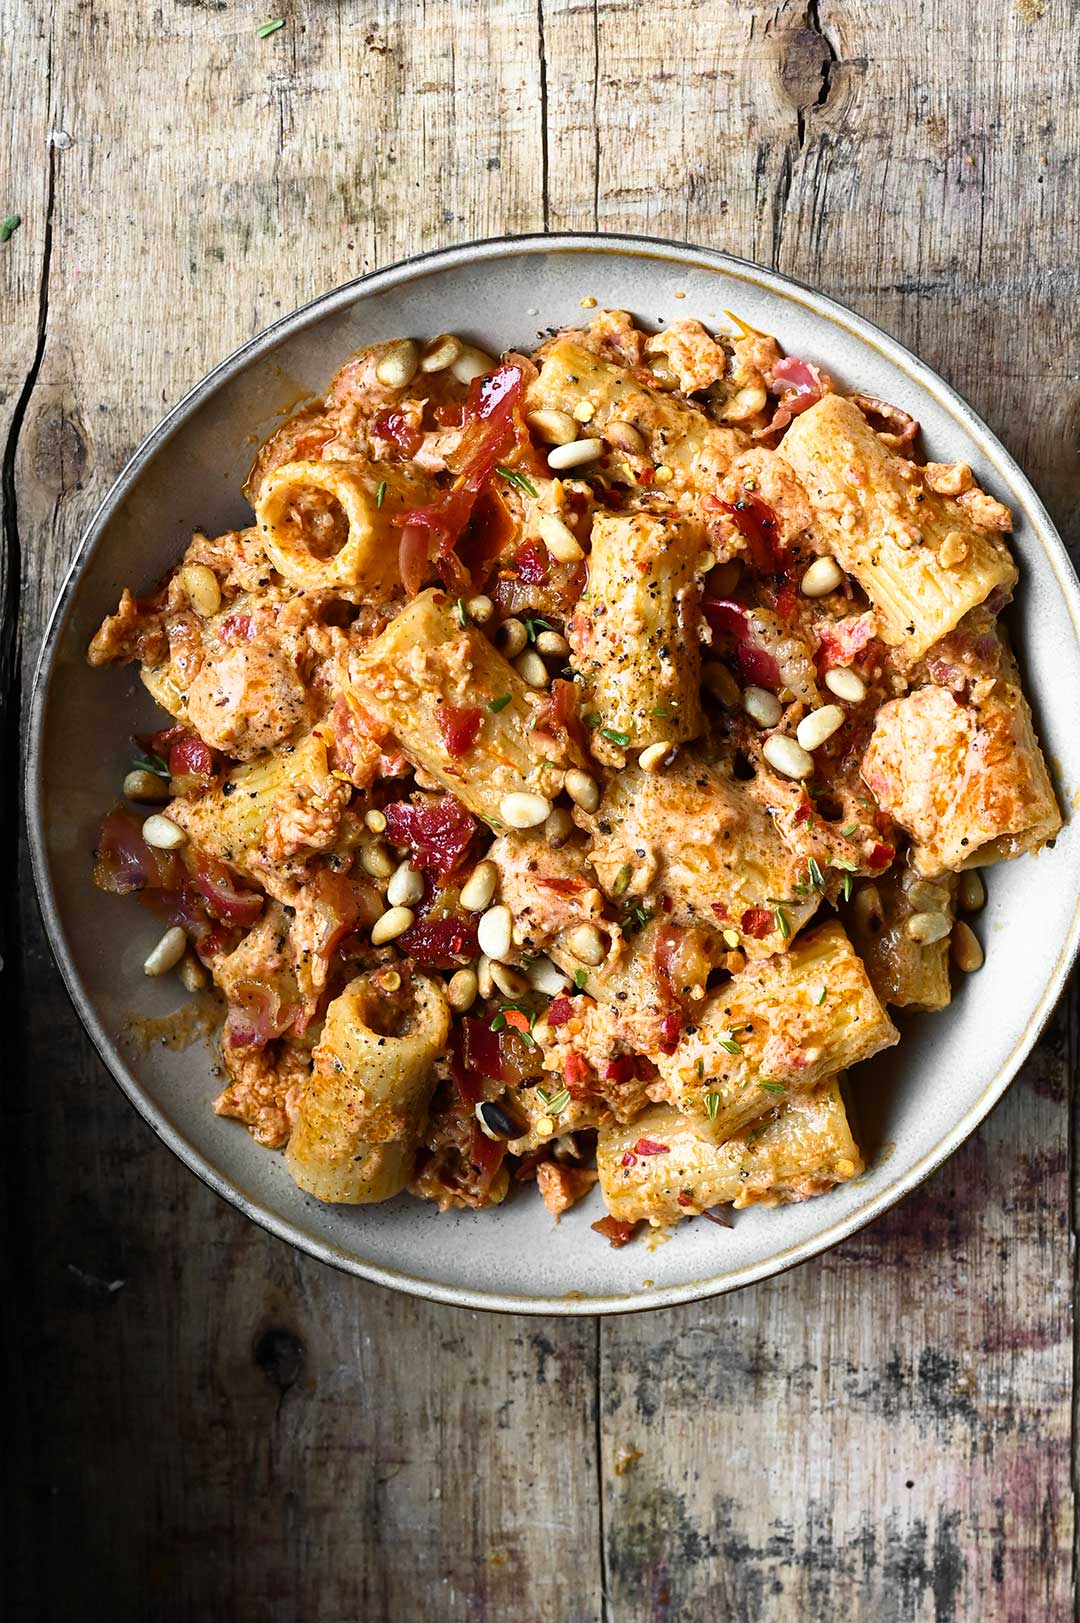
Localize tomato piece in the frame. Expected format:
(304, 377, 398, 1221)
(592, 1215, 639, 1248)
(383, 794, 477, 881)
(397, 912, 479, 968)
(740, 908, 774, 939)
(513, 539, 549, 584)
(372, 408, 424, 458)
(435, 704, 483, 759)
(547, 996, 573, 1027)
(633, 1137, 670, 1157)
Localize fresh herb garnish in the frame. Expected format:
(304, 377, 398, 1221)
(621, 902, 653, 934)
(601, 727, 630, 747)
(131, 752, 169, 778)
(705, 1091, 720, 1122)
(717, 1035, 743, 1056)
(573, 968, 588, 990)
(774, 906, 790, 940)
(841, 823, 859, 837)
(376, 479, 387, 507)
(650, 705, 671, 720)
(455, 598, 468, 629)
(583, 711, 600, 728)
(524, 616, 552, 643)
(488, 694, 512, 712)
(537, 1086, 570, 1116)
(496, 465, 539, 498)
(758, 1080, 786, 1096)
(490, 1011, 508, 1032)
(842, 872, 853, 902)
(612, 863, 633, 898)
(256, 17, 285, 36)
(807, 857, 825, 893)
(815, 987, 827, 1006)
(1, 214, 21, 243)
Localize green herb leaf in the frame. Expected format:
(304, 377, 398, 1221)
(376, 479, 387, 508)
(0, 214, 21, 243)
(496, 465, 539, 498)
(649, 705, 671, 719)
(718, 1036, 743, 1056)
(256, 17, 285, 36)
(537, 1087, 571, 1116)
(705, 1091, 720, 1122)
(583, 711, 600, 728)
(807, 856, 824, 892)
(573, 968, 588, 990)
(758, 1080, 786, 1096)
(601, 726, 630, 747)
(695, 1058, 705, 1079)
(524, 616, 552, 643)
(488, 694, 512, 713)
(489, 1011, 507, 1032)
(612, 863, 633, 898)
(131, 752, 170, 778)
(831, 858, 857, 870)
(815, 987, 827, 1006)
(841, 823, 859, 837)
(455, 597, 468, 629)
(842, 872, 853, 902)
(774, 906, 790, 940)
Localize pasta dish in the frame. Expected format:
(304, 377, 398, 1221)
(87, 309, 1060, 1245)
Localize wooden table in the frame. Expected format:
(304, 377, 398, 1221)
(4, 4, 1076, 1617)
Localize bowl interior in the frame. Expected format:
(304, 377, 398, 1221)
(29, 237, 1080, 1312)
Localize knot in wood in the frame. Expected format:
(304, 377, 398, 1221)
(29, 404, 90, 494)
(253, 1325, 306, 1394)
(778, 26, 834, 116)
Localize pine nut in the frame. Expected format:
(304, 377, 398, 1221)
(535, 1116, 555, 1138)
(703, 662, 741, 706)
(762, 734, 814, 780)
(527, 408, 578, 445)
(654, 464, 674, 484)
(906, 880, 950, 913)
(852, 884, 883, 933)
(178, 952, 209, 993)
(452, 346, 496, 384)
(499, 791, 551, 829)
(387, 861, 424, 908)
(547, 437, 603, 471)
(825, 666, 867, 703)
(796, 705, 845, 751)
(419, 333, 463, 374)
(564, 769, 600, 813)
(535, 629, 570, 658)
(515, 649, 549, 688)
(179, 563, 222, 618)
(492, 962, 530, 998)
(460, 860, 498, 912)
(603, 419, 645, 454)
(447, 967, 479, 1011)
(566, 923, 606, 967)
(497, 617, 528, 658)
(364, 808, 387, 833)
(743, 686, 783, 728)
(537, 512, 584, 562)
(697, 551, 717, 576)
(375, 338, 420, 389)
(466, 593, 494, 625)
(530, 1020, 553, 1048)
(360, 840, 396, 879)
(371, 906, 416, 945)
(143, 925, 188, 977)
(638, 741, 674, 772)
(958, 871, 986, 913)
(527, 956, 570, 995)
(800, 557, 845, 597)
(477, 955, 495, 998)
(123, 768, 171, 803)
(905, 910, 951, 946)
(572, 400, 596, 423)
(142, 813, 187, 850)
(478, 904, 514, 962)
(951, 920, 984, 972)
(545, 806, 574, 846)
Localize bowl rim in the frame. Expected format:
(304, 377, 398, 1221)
(25, 229, 1080, 1315)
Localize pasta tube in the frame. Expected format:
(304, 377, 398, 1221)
(569, 511, 704, 757)
(352, 589, 568, 824)
(254, 457, 429, 593)
(781, 394, 1017, 659)
(653, 920, 897, 1136)
(846, 873, 954, 1011)
(285, 972, 450, 1203)
(596, 1086, 863, 1225)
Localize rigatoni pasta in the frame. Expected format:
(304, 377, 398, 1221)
(86, 303, 1058, 1243)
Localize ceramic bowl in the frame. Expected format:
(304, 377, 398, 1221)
(26, 234, 1080, 1313)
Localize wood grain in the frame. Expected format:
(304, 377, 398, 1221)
(4, 1, 1077, 1618)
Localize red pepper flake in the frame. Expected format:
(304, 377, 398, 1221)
(591, 1215, 639, 1248)
(435, 704, 483, 759)
(604, 1055, 637, 1086)
(793, 800, 813, 825)
(740, 907, 774, 939)
(548, 996, 573, 1027)
(868, 842, 895, 870)
(621, 1151, 638, 1168)
(710, 901, 729, 922)
(564, 1053, 591, 1094)
(633, 1137, 670, 1157)
(676, 1190, 694, 1208)
(637, 465, 655, 485)
(660, 893, 672, 914)
(659, 1013, 682, 1055)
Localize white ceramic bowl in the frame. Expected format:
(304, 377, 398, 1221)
(27, 234, 1080, 1314)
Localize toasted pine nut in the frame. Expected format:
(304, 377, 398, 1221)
(123, 768, 171, 803)
(958, 871, 986, 913)
(852, 884, 883, 934)
(477, 904, 514, 962)
(460, 860, 498, 912)
(364, 808, 387, 833)
(572, 400, 596, 422)
(638, 741, 673, 772)
(537, 512, 584, 562)
(371, 906, 415, 946)
(515, 649, 549, 688)
(544, 806, 574, 845)
(497, 617, 528, 658)
(796, 705, 845, 752)
(762, 734, 813, 780)
(696, 551, 717, 575)
(800, 557, 845, 597)
(906, 880, 950, 913)
(142, 813, 187, 850)
(743, 686, 782, 728)
(566, 923, 606, 967)
(477, 955, 495, 998)
(178, 952, 209, 993)
(527, 956, 570, 995)
(387, 861, 424, 908)
(564, 768, 600, 813)
(535, 1116, 555, 1138)
(905, 910, 951, 946)
(447, 967, 479, 1011)
(492, 962, 530, 998)
(824, 666, 867, 703)
(547, 437, 603, 471)
(702, 661, 741, 706)
(951, 920, 984, 972)
(452, 346, 496, 384)
(466, 593, 494, 625)
(527, 408, 578, 445)
(179, 563, 222, 618)
(603, 419, 646, 454)
(535, 629, 570, 658)
(419, 333, 464, 373)
(143, 925, 187, 977)
(500, 791, 551, 829)
(375, 338, 420, 389)
(360, 840, 396, 879)
(653, 464, 674, 485)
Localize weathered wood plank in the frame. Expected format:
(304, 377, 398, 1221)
(10, 6, 601, 1621)
(538, 1, 1078, 1615)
